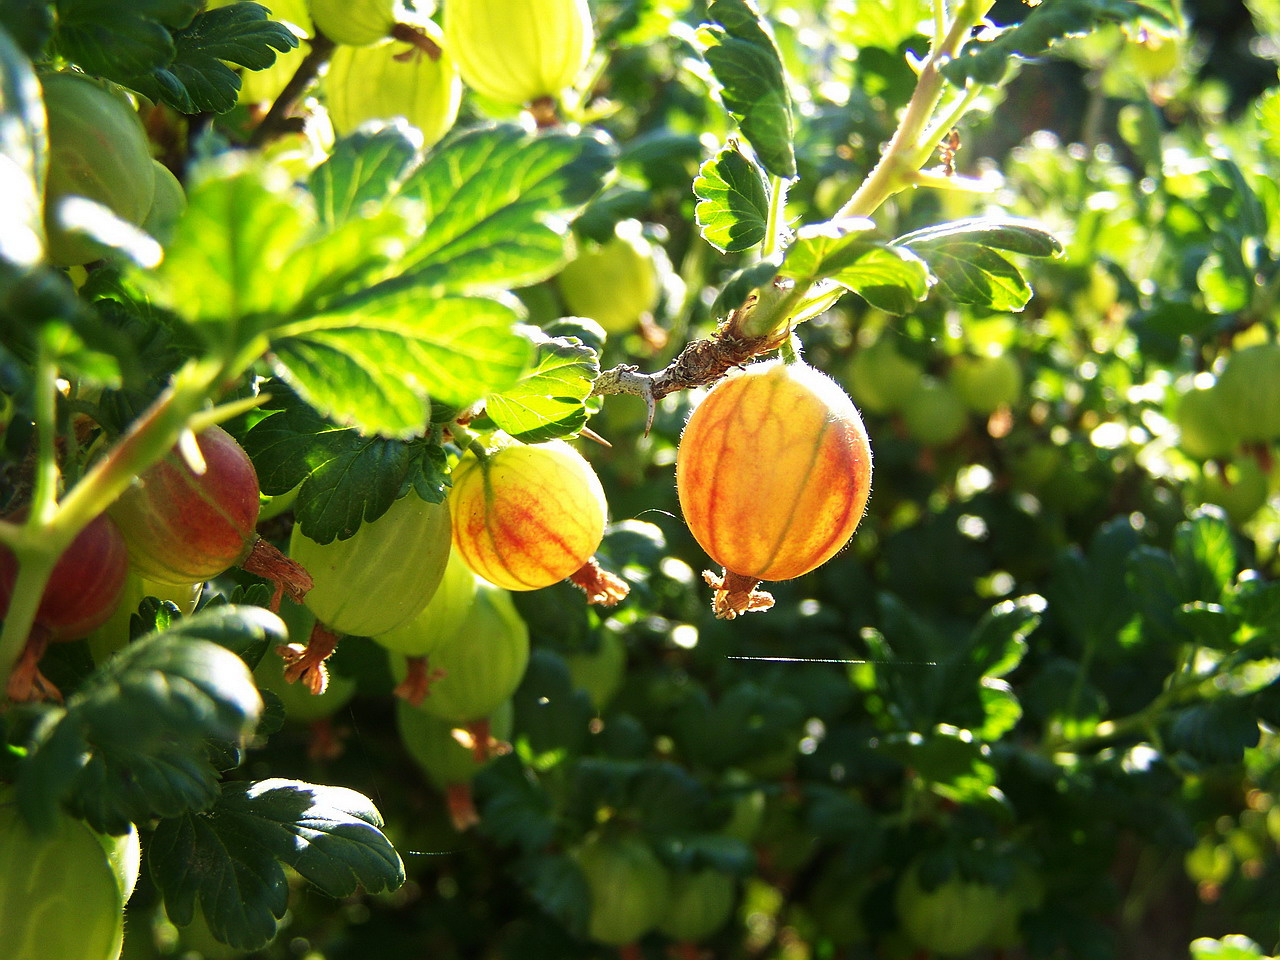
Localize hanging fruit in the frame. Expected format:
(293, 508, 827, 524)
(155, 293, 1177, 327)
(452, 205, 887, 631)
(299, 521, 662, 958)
(675, 359, 872, 618)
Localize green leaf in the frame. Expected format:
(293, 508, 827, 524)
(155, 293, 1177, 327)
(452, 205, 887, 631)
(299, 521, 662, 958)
(152, 778, 403, 951)
(1174, 603, 1241, 650)
(708, 256, 782, 318)
(16, 607, 275, 834)
(693, 140, 770, 253)
(476, 755, 558, 853)
(1167, 698, 1260, 765)
(698, 0, 796, 179)
(394, 124, 616, 293)
(271, 290, 531, 438)
(893, 217, 1064, 258)
(52, 0, 198, 82)
(1172, 511, 1236, 603)
(1191, 935, 1269, 960)
(908, 241, 1030, 311)
(780, 219, 931, 315)
(0, 23, 45, 267)
(512, 650, 594, 756)
(940, 0, 1173, 86)
(129, 2, 299, 114)
(144, 155, 314, 344)
(510, 852, 590, 936)
(268, 205, 416, 316)
(893, 218, 1060, 311)
(486, 328, 599, 443)
(1259, 89, 1280, 162)
(833, 0, 928, 49)
(1127, 545, 1193, 645)
(309, 125, 420, 227)
(0, 1, 54, 59)
(977, 679, 1023, 742)
(967, 595, 1043, 679)
(242, 385, 446, 544)
(1051, 517, 1143, 648)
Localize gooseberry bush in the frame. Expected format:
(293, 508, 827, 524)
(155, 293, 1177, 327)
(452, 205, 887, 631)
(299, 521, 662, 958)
(3, 0, 1280, 958)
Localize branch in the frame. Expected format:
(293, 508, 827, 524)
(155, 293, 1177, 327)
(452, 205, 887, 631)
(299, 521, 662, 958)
(247, 33, 337, 148)
(591, 298, 791, 430)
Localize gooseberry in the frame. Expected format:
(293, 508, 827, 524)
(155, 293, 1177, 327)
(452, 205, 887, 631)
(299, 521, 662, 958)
(444, 0, 592, 109)
(41, 72, 155, 267)
(448, 439, 609, 593)
(675, 360, 872, 618)
(573, 831, 670, 947)
(0, 786, 125, 960)
(0, 511, 128, 700)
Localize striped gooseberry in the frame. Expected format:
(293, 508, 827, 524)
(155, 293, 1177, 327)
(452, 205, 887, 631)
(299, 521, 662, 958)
(448, 439, 626, 603)
(675, 360, 872, 618)
(0, 786, 125, 960)
(108, 426, 309, 605)
(285, 489, 452, 692)
(0, 511, 128, 700)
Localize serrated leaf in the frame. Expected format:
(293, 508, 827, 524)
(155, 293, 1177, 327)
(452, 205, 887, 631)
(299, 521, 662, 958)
(693, 140, 770, 253)
(309, 124, 420, 227)
(977, 678, 1023, 742)
(143, 156, 313, 343)
(152, 778, 402, 951)
(476, 755, 558, 852)
(780, 219, 931, 315)
(1175, 603, 1241, 650)
(16, 608, 274, 834)
(893, 217, 1063, 258)
(486, 329, 599, 442)
(1259, 89, 1280, 161)
(394, 124, 615, 293)
(271, 290, 531, 438)
(1232, 579, 1280, 638)
(1, 0, 55, 58)
(242, 386, 442, 543)
(1051, 517, 1142, 647)
(53, 0, 197, 81)
(129, 2, 299, 114)
(1127, 545, 1192, 645)
(911, 242, 1031, 311)
(941, 0, 1173, 86)
(699, 0, 796, 179)
(269, 205, 415, 316)
(1191, 935, 1270, 960)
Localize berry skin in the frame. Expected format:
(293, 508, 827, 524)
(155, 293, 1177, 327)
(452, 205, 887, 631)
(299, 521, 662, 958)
(676, 360, 872, 618)
(449, 439, 607, 592)
(108, 425, 260, 586)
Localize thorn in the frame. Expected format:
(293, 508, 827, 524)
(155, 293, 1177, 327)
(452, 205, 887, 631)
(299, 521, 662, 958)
(579, 425, 612, 448)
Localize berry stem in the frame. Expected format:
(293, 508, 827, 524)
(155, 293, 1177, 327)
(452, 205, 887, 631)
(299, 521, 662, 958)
(833, 0, 994, 220)
(248, 33, 337, 148)
(444, 783, 480, 831)
(241, 538, 314, 608)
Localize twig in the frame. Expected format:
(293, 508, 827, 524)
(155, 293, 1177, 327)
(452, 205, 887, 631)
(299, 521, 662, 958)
(247, 33, 337, 148)
(590, 300, 791, 431)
